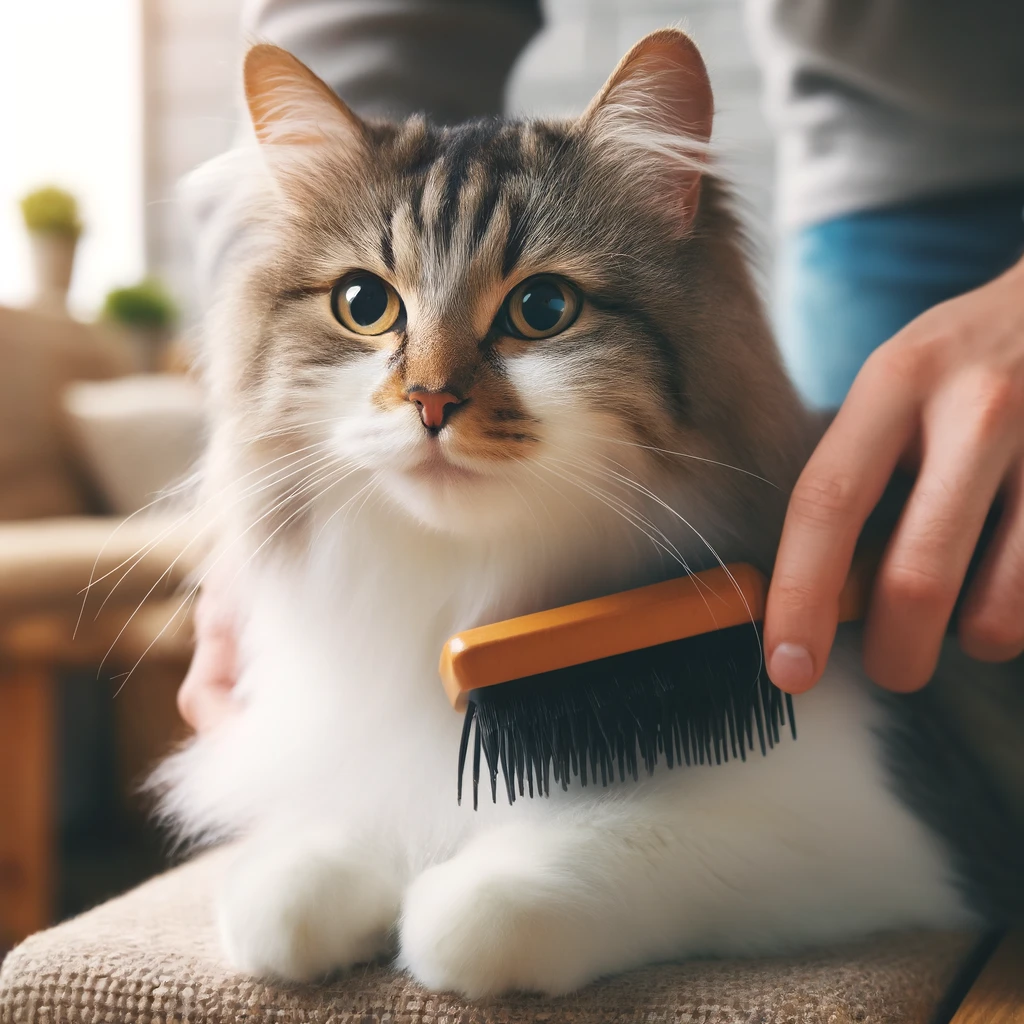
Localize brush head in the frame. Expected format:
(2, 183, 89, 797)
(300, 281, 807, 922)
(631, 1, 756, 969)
(441, 564, 771, 709)
(457, 621, 796, 808)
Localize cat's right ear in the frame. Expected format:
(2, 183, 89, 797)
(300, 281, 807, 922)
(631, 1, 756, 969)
(581, 29, 713, 236)
(244, 43, 366, 154)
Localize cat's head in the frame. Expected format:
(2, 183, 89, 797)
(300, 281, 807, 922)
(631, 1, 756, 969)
(202, 30, 808, 565)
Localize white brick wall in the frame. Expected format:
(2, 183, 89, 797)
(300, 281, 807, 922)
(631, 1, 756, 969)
(142, 0, 243, 318)
(143, 0, 773, 318)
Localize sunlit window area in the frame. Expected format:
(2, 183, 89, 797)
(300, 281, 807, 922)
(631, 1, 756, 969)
(0, 0, 144, 315)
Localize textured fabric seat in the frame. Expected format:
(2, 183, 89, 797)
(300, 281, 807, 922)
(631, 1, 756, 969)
(0, 849, 981, 1024)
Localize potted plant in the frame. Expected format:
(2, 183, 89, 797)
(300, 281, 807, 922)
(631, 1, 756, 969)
(101, 278, 179, 372)
(20, 186, 83, 314)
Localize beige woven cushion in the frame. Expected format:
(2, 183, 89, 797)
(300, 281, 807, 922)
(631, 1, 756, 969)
(0, 848, 980, 1023)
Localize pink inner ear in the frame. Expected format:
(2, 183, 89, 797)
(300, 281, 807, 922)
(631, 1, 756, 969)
(584, 31, 714, 234)
(611, 38, 713, 147)
(244, 44, 363, 148)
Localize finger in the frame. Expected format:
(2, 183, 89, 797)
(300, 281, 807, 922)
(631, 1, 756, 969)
(193, 581, 235, 636)
(177, 633, 238, 732)
(958, 465, 1024, 661)
(863, 389, 1012, 690)
(765, 356, 920, 692)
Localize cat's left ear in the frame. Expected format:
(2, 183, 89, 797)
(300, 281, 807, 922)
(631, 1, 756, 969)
(244, 43, 366, 154)
(581, 29, 713, 235)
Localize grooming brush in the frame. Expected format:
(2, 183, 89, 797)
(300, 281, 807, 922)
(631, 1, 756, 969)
(442, 555, 876, 809)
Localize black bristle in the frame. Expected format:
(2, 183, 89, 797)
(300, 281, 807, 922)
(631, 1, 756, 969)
(472, 700, 482, 810)
(773, 685, 784, 744)
(725, 693, 739, 760)
(457, 621, 799, 806)
(457, 699, 473, 806)
(487, 734, 499, 804)
(499, 727, 515, 805)
(752, 682, 767, 756)
(514, 729, 526, 797)
(711, 702, 723, 764)
(568, 716, 580, 781)
(585, 716, 597, 787)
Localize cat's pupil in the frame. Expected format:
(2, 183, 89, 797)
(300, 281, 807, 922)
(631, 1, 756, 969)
(520, 281, 566, 332)
(345, 275, 389, 327)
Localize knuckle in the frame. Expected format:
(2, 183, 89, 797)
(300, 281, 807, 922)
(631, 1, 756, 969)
(960, 609, 1024, 659)
(770, 573, 822, 610)
(788, 471, 857, 527)
(966, 372, 1024, 441)
(876, 331, 935, 384)
(879, 561, 956, 612)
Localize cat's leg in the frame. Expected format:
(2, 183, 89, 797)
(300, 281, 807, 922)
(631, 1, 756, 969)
(399, 678, 972, 997)
(217, 826, 403, 981)
(398, 808, 700, 998)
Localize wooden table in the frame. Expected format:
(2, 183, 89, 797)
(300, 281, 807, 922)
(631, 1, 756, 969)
(950, 930, 1024, 1023)
(0, 518, 196, 948)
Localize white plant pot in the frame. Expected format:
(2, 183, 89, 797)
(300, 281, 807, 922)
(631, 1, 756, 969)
(62, 374, 206, 515)
(30, 232, 78, 314)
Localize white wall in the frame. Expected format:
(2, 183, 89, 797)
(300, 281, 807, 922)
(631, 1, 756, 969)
(0, 0, 145, 317)
(142, 0, 245, 321)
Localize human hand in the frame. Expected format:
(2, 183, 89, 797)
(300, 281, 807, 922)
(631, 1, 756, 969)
(177, 582, 240, 731)
(765, 254, 1024, 693)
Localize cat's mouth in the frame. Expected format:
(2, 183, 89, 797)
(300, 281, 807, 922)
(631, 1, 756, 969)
(402, 447, 484, 486)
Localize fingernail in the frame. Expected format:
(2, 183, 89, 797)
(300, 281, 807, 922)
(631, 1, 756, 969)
(768, 643, 815, 692)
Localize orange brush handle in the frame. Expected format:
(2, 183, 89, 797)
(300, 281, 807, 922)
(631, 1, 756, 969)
(439, 553, 877, 711)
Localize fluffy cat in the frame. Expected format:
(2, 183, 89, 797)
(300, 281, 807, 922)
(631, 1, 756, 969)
(154, 30, 1022, 997)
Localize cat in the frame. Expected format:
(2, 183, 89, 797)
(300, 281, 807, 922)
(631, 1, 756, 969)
(153, 29, 1023, 997)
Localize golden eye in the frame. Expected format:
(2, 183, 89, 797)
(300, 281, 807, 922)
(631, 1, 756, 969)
(504, 275, 580, 340)
(331, 271, 402, 336)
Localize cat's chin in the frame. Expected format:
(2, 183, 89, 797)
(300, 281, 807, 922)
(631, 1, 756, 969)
(380, 463, 533, 537)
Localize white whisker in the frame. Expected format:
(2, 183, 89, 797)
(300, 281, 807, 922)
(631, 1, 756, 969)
(89, 446, 338, 624)
(105, 454, 357, 684)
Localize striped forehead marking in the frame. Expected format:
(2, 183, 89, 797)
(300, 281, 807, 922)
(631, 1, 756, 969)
(382, 119, 569, 281)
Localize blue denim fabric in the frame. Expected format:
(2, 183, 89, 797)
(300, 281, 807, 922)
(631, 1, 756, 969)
(776, 185, 1024, 410)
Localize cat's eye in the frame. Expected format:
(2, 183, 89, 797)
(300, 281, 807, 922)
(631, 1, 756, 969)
(331, 271, 402, 336)
(504, 275, 580, 340)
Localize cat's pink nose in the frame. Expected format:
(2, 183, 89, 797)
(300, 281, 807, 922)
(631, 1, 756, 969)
(407, 389, 462, 430)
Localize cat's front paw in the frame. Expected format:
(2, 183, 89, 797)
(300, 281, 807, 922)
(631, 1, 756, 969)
(218, 840, 401, 982)
(399, 852, 594, 997)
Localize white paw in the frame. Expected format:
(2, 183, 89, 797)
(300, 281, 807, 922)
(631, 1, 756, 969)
(218, 840, 401, 982)
(399, 852, 594, 997)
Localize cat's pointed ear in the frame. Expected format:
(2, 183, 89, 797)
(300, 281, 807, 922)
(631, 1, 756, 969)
(581, 29, 713, 234)
(244, 43, 366, 151)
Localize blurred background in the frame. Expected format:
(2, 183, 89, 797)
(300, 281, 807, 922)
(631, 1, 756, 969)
(1, 0, 772, 321)
(0, 0, 771, 954)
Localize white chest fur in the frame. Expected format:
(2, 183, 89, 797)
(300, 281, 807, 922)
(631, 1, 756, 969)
(159, 514, 974, 995)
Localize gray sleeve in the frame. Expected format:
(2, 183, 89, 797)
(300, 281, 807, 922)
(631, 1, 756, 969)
(242, 0, 544, 122)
